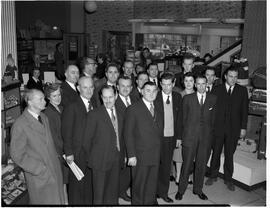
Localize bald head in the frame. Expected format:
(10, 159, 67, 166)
(25, 89, 46, 113)
(65, 65, 79, 84)
(77, 76, 94, 100)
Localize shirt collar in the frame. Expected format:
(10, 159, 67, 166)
(32, 76, 39, 82)
(27, 108, 39, 120)
(119, 94, 130, 106)
(225, 83, 235, 91)
(162, 91, 172, 103)
(83, 72, 90, 77)
(142, 98, 153, 111)
(80, 95, 90, 111)
(105, 106, 116, 116)
(66, 80, 77, 91)
(197, 92, 207, 100)
(107, 81, 116, 86)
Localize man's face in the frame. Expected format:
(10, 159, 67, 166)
(117, 78, 132, 97)
(29, 91, 46, 112)
(184, 76, 195, 90)
(136, 74, 149, 89)
(195, 77, 207, 94)
(161, 79, 174, 95)
(33, 70, 40, 79)
(85, 58, 97, 76)
(135, 65, 144, 74)
(142, 84, 158, 103)
(147, 65, 158, 78)
(65, 66, 79, 84)
(182, 58, 194, 73)
(123, 62, 134, 77)
(106, 66, 119, 84)
(225, 70, 238, 86)
(78, 78, 94, 100)
(205, 69, 216, 85)
(143, 49, 150, 58)
(102, 88, 117, 109)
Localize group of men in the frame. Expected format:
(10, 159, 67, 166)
(10, 54, 248, 205)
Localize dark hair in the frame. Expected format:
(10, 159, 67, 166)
(44, 83, 61, 98)
(55, 42, 62, 50)
(123, 59, 134, 66)
(117, 75, 132, 85)
(142, 47, 150, 53)
(182, 53, 195, 62)
(204, 67, 216, 75)
(183, 72, 195, 80)
(100, 84, 117, 95)
(142, 81, 156, 89)
(195, 74, 207, 82)
(147, 63, 158, 70)
(105, 63, 120, 73)
(136, 71, 149, 80)
(224, 65, 238, 75)
(160, 72, 175, 82)
(96, 53, 106, 62)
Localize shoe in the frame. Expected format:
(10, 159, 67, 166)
(170, 175, 175, 181)
(153, 200, 159, 205)
(193, 191, 208, 200)
(205, 177, 217, 186)
(119, 193, 131, 202)
(188, 180, 193, 184)
(225, 181, 235, 191)
(175, 192, 183, 200)
(160, 196, 174, 203)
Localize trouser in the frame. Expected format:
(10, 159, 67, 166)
(119, 165, 131, 196)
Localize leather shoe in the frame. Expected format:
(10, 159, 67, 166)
(225, 181, 235, 191)
(119, 193, 131, 202)
(205, 177, 217, 186)
(175, 192, 183, 200)
(193, 192, 208, 200)
(160, 196, 173, 203)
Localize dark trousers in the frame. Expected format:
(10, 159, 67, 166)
(119, 165, 131, 196)
(209, 132, 238, 182)
(92, 160, 120, 205)
(68, 151, 92, 205)
(131, 165, 159, 205)
(178, 139, 209, 195)
(157, 137, 175, 197)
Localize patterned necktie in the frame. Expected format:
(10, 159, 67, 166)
(166, 95, 170, 104)
(149, 103, 155, 117)
(125, 97, 130, 107)
(110, 109, 120, 151)
(38, 115, 43, 124)
(88, 100, 93, 111)
(228, 86, 232, 96)
(200, 95, 204, 106)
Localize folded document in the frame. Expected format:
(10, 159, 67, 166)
(63, 155, 84, 181)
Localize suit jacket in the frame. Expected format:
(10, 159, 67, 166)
(130, 87, 142, 103)
(60, 81, 79, 109)
(26, 77, 43, 92)
(124, 100, 163, 166)
(212, 83, 248, 139)
(61, 97, 91, 170)
(10, 110, 64, 204)
(154, 91, 183, 145)
(182, 93, 217, 147)
(83, 105, 124, 171)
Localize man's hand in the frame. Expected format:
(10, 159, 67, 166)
(176, 139, 182, 148)
(240, 129, 247, 139)
(128, 157, 137, 166)
(66, 155, 74, 164)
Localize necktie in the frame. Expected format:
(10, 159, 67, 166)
(228, 86, 232, 96)
(200, 95, 204, 106)
(149, 103, 155, 117)
(153, 79, 156, 85)
(38, 115, 43, 124)
(88, 100, 93, 111)
(75, 84, 80, 94)
(166, 95, 170, 104)
(125, 97, 130, 107)
(110, 109, 120, 151)
(207, 86, 210, 92)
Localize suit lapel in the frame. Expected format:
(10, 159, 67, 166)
(78, 97, 87, 114)
(101, 106, 116, 136)
(156, 92, 164, 117)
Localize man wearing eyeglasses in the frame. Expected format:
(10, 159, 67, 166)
(80, 57, 97, 78)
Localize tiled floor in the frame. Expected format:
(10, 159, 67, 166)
(119, 177, 266, 206)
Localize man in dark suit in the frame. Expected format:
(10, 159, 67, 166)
(93, 63, 120, 107)
(147, 63, 161, 89)
(83, 85, 124, 205)
(155, 72, 183, 203)
(26, 68, 43, 92)
(61, 76, 95, 205)
(205, 67, 248, 191)
(115, 75, 136, 202)
(125, 81, 163, 205)
(175, 75, 217, 201)
(122, 60, 136, 88)
(204, 67, 222, 93)
(175, 53, 195, 90)
(60, 65, 80, 109)
(130, 71, 149, 102)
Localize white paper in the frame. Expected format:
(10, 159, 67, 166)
(63, 155, 84, 181)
